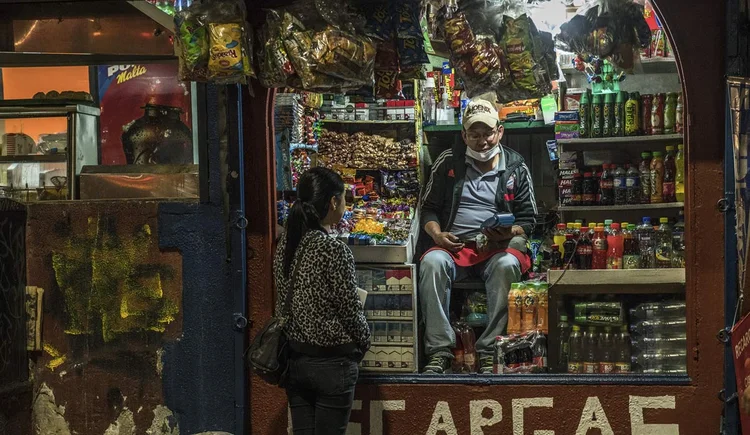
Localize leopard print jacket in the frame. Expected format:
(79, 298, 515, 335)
(274, 230, 370, 353)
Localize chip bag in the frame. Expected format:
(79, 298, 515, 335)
(208, 23, 247, 83)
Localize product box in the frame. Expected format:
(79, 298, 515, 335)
(374, 348, 388, 367)
(387, 322, 401, 342)
(387, 349, 401, 368)
(364, 297, 375, 317)
(555, 131, 580, 140)
(373, 296, 387, 317)
(400, 295, 413, 318)
(554, 111, 580, 122)
(362, 350, 375, 367)
(373, 322, 388, 343)
(372, 270, 387, 291)
(356, 269, 374, 291)
(554, 121, 579, 132)
(402, 348, 415, 369)
(564, 88, 587, 111)
(401, 321, 414, 343)
(386, 295, 400, 317)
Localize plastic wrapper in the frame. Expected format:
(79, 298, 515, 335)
(396, 0, 423, 40)
(258, 12, 296, 88)
(396, 34, 429, 68)
(494, 331, 547, 374)
(374, 40, 402, 98)
(365, 3, 393, 41)
(309, 27, 376, 87)
(175, 3, 210, 82)
(462, 291, 488, 328)
(499, 15, 545, 96)
(208, 23, 248, 84)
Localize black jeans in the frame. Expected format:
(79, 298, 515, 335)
(285, 354, 359, 435)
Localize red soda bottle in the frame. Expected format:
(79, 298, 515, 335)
(592, 226, 608, 269)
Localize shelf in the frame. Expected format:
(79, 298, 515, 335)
(548, 268, 685, 290)
(367, 291, 413, 295)
(366, 316, 414, 321)
(321, 119, 414, 124)
(350, 239, 413, 264)
(557, 202, 684, 212)
(556, 134, 683, 145)
(370, 341, 415, 347)
(423, 120, 552, 132)
(360, 366, 416, 373)
(561, 56, 678, 75)
(0, 154, 66, 163)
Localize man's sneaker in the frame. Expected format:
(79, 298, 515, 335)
(479, 356, 494, 374)
(423, 355, 452, 374)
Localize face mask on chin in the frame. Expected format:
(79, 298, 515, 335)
(466, 144, 501, 162)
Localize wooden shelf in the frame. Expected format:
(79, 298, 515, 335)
(557, 134, 683, 145)
(0, 154, 66, 163)
(557, 202, 684, 212)
(548, 269, 685, 292)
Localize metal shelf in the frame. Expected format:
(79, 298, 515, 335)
(360, 366, 416, 373)
(556, 134, 683, 145)
(0, 154, 66, 163)
(423, 120, 552, 132)
(366, 316, 414, 321)
(369, 341, 415, 346)
(557, 202, 684, 212)
(548, 268, 686, 290)
(561, 56, 678, 75)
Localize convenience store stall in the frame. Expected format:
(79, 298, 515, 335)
(246, 0, 727, 433)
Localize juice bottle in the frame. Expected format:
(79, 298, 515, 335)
(655, 217, 673, 268)
(675, 93, 684, 134)
(650, 151, 665, 203)
(639, 152, 652, 203)
(535, 283, 549, 334)
(606, 223, 623, 269)
(592, 226, 608, 269)
(568, 325, 584, 373)
(663, 146, 676, 202)
(664, 92, 678, 134)
(522, 283, 537, 333)
(675, 144, 685, 202)
(614, 325, 632, 373)
(583, 327, 600, 374)
(558, 315, 572, 373)
(507, 283, 524, 334)
(554, 223, 567, 255)
(623, 224, 641, 269)
(598, 327, 616, 374)
(576, 226, 592, 270)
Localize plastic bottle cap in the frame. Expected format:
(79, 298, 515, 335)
(572, 325, 581, 331)
(574, 223, 582, 229)
(560, 315, 568, 321)
(642, 217, 651, 224)
(573, 172, 582, 178)
(653, 151, 663, 157)
(628, 224, 636, 230)
(597, 223, 604, 227)
(552, 244, 560, 250)
(567, 223, 575, 229)
(604, 219, 613, 225)
(678, 144, 684, 150)
(641, 152, 652, 158)
(660, 217, 669, 223)
(611, 223, 621, 230)
(557, 223, 566, 230)
(581, 226, 589, 232)
(425, 77, 436, 88)
(621, 222, 629, 227)
(666, 145, 675, 151)
(584, 172, 593, 177)
(575, 220, 583, 224)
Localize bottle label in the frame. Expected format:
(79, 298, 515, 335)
(613, 178, 625, 188)
(583, 362, 599, 374)
(576, 245, 593, 255)
(599, 362, 615, 374)
(623, 255, 641, 269)
(626, 176, 639, 188)
(593, 239, 607, 250)
(568, 362, 583, 373)
(663, 182, 675, 199)
(615, 362, 631, 373)
(465, 353, 476, 368)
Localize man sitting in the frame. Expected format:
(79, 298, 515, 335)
(419, 99, 537, 374)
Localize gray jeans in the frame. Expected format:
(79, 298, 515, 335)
(419, 249, 521, 358)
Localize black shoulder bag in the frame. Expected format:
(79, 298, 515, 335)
(247, 245, 303, 386)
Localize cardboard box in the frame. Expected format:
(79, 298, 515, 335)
(387, 322, 401, 342)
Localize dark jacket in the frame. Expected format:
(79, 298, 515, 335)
(420, 142, 538, 247)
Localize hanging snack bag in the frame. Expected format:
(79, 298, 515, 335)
(396, 35, 429, 69)
(310, 27, 376, 87)
(175, 4, 210, 81)
(499, 15, 537, 93)
(365, 2, 393, 41)
(375, 40, 403, 99)
(396, 0, 423, 40)
(258, 12, 296, 88)
(208, 23, 247, 83)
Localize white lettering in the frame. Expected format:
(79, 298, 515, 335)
(427, 401, 458, 435)
(512, 398, 554, 435)
(470, 400, 502, 435)
(576, 397, 614, 435)
(107, 65, 131, 78)
(629, 396, 679, 435)
(370, 400, 405, 435)
(346, 400, 362, 435)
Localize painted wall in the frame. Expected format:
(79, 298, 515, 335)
(244, 0, 727, 433)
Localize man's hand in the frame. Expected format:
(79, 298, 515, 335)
(482, 225, 525, 242)
(433, 232, 465, 253)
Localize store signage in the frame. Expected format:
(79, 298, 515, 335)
(732, 312, 750, 433)
(288, 395, 679, 434)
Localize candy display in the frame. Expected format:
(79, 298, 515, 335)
(318, 130, 417, 170)
(174, 0, 254, 83)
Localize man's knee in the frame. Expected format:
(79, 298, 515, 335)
(420, 250, 455, 276)
(485, 253, 521, 277)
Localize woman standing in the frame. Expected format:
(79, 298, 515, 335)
(274, 167, 370, 435)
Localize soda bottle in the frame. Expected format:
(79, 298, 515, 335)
(600, 164, 614, 205)
(460, 323, 477, 372)
(626, 164, 641, 204)
(672, 211, 685, 268)
(675, 144, 685, 202)
(663, 146, 676, 202)
(583, 172, 597, 205)
(606, 223, 623, 269)
(630, 301, 686, 322)
(535, 283, 549, 334)
(574, 222, 583, 239)
(568, 325, 584, 373)
(655, 217, 673, 268)
(452, 323, 466, 373)
(614, 165, 627, 205)
(637, 217, 656, 268)
(550, 245, 563, 270)
(576, 226, 593, 270)
(563, 234, 577, 269)
(554, 223, 567, 255)
(583, 327, 599, 374)
(592, 226, 608, 269)
(632, 318, 687, 338)
(604, 219, 613, 234)
(507, 283, 523, 334)
(623, 224, 641, 269)
(571, 172, 583, 206)
(522, 283, 537, 333)
(614, 325, 632, 373)
(650, 151, 665, 203)
(639, 152, 652, 203)
(598, 327, 616, 374)
(558, 315, 571, 373)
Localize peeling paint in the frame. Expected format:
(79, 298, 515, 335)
(427, 401, 458, 435)
(104, 408, 135, 435)
(156, 348, 165, 377)
(33, 383, 71, 435)
(576, 397, 613, 435)
(470, 400, 502, 435)
(58, 370, 67, 379)
(43, 344, 67, 372)
(146, 405, 179, 435)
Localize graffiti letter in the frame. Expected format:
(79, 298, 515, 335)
(470, 400, 502, 435)
(427, 401, 458, 435)
(346, 400, 362, 435)
(629, 396, 679, 435)
(512, 398, 554, 435)
(370, 400, 405, 435)
(576, 397, 614, 435)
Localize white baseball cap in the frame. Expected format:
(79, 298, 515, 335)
(462, 99, 499, 130)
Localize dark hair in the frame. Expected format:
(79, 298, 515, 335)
(284, 167, 345, 276)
